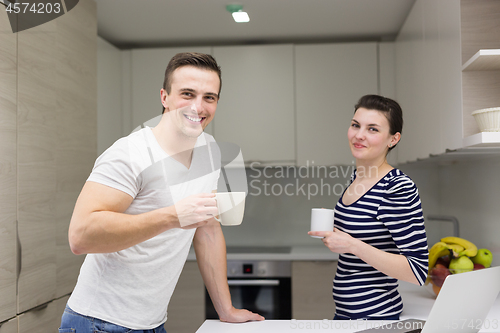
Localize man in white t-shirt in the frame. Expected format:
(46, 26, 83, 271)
(59, 52, 264, 333)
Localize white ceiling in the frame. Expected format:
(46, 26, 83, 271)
(97, 0, 416, 49)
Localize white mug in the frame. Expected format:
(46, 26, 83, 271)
(310, 208, 334, 238)
(213, 192, 246, 226)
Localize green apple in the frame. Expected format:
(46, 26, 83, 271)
(449, 256, 474, 274)
(471, 248, 493, 268)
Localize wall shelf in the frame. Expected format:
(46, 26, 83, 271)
(463, 132, 500, 147)
(462, 49, 500, 139)
(462, 49, 500, 71)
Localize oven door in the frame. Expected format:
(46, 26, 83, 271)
(205, 277, 291, 319)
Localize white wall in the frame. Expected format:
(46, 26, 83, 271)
(378, 42, 399, 166)
(395, 0, 463, 164)
(438, 156, 500, 266)
(401, 156, 500, 267)
(97, 37, 124, 154)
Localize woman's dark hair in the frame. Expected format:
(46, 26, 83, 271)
(162, 52, 222, 113)
(354, 94, 403, 151)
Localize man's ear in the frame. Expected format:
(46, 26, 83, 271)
(160, 88, 169, 112)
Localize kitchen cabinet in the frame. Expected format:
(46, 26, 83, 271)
(17, 296, 68, 333)
(53, 0, 96, 298)
(167, 258, 338, 331)
(0, 317, 18, 333)
(395, 0, 500, 164)
(295, 43, 379, 166)
(126, 42, 383, 166)
(291, 261, 337, 319)
(0, 0, 97, 326)
(0, 10, 17, 324)
(212, 44, 295, 165)
(17, 11, 58, 314)
(395, 0, 448, 163)
(164, 261, 205, 333)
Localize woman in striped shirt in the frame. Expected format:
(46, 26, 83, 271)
(308, 95, 428, 320)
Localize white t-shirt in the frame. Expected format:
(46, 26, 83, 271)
(68, 127, 220, 329)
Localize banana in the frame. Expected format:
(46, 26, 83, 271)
(440, 236, 477, 258)
(426, 241, 450, 285)
(447, 244, 465, 257)
(428, 241, 450, 272)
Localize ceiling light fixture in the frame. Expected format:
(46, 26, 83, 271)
(226, 4, 250, 23)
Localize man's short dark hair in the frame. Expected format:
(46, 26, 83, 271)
(162, 52, 222, 113)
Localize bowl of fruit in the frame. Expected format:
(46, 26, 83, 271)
(426, 236, 493, 297)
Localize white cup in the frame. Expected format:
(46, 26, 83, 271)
(213, 192, 246, 226)
(310, 208, 334, 238)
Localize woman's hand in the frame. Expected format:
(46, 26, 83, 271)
(309, 228, 420, 284)
(308, 228, 358, 254)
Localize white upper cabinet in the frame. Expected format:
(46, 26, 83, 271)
(126, 42, 383, 166)
(212, 44, 296, 164)
(395, 0, 457, 163)
(295, 43, 379, 166)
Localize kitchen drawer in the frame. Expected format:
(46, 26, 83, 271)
(0, 317, 18, 333)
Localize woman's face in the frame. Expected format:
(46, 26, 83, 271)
(347, 108, 400, 162)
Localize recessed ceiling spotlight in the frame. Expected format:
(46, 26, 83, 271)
(226, 4, 250, 23)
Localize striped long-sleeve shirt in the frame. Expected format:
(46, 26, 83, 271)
(333, 168, 428, 319)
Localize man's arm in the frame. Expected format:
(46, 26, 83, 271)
(68, 181, 216, 254)
(193, 219, 264, 322)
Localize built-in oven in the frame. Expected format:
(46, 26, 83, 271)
(205, 259, 292, 320)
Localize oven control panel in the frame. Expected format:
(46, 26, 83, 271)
(227, 260, 290, 278)
(243, 264, 253, 274)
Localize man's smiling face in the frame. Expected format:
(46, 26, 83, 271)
(161, 65, 220, 138)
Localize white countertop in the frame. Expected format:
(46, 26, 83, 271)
(186, 245, 339, 261)
(196, 281, 500, 333)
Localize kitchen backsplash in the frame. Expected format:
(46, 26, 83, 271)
(220, 157, 500, 269)
(402, 155, 500, 267)
(220, 165, 354, 246)
(219, 162, 447, 248)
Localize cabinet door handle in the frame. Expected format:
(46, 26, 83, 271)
(227, 279, 280, 286)
(31, 302, 49, 312)
(16, 220, 22, 283)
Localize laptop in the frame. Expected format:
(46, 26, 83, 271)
(355, 266, 500, 333)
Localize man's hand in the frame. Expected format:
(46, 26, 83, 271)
(173, 193, 218, 228)
(219, 307, 265, 323)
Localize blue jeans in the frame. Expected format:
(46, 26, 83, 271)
(59, 305, 167, 333)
